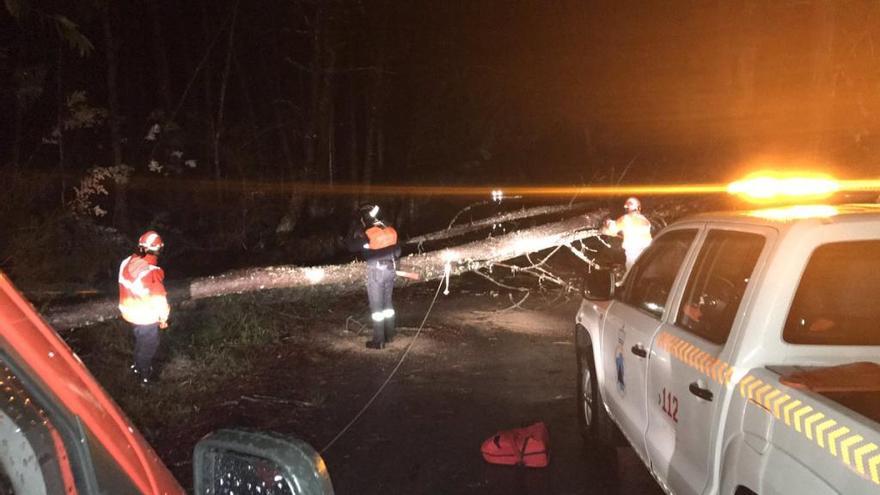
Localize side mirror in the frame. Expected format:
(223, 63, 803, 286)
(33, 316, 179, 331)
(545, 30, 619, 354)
(581, 267, 615, 301)
(194, 429, 334, 495)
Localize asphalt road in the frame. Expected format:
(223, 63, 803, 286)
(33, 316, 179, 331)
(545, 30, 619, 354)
(311, 287, 665, 495)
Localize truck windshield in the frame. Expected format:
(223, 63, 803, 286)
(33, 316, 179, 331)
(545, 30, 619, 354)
(784, 240, 880, 345)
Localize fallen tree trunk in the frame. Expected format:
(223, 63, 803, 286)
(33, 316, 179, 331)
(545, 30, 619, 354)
(44, 210, 606, 330)
(406, 201, 594, 246)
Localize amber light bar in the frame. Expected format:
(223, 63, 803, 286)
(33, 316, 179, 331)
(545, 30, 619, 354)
(132, 175, 880, 200)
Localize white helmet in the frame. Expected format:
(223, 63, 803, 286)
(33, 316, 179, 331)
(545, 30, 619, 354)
(138, 230, 164, 253)
(624, 197, 641, 212)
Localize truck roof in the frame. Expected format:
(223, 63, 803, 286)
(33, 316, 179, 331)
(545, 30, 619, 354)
(676, 203, 880, 230)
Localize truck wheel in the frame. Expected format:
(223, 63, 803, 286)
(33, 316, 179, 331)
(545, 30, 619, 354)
(576, 333, 614, 445)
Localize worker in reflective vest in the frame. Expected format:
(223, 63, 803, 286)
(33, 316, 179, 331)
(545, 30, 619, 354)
(118, 230, 170, 382)
(602, 197, 653, 270)
(347, 204, 401, 350)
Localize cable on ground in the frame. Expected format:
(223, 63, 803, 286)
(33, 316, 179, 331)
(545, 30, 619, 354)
(320, 276, 446, 454)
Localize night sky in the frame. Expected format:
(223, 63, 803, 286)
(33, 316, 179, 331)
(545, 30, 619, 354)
(2, 1, 880, 278)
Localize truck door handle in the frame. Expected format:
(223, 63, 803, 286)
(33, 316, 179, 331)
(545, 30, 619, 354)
(689, 382, 714, 401)
(631, 344, 647, 358)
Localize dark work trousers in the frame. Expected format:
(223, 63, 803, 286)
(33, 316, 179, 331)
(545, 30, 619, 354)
(132, 323, 160, 379)
(367, 260, 396, 344)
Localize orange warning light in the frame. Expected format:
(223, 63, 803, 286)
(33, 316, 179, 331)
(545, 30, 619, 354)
(727, 172, 840, 204)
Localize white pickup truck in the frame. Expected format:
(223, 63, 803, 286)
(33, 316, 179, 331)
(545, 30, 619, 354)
(575, 203, 880, 495)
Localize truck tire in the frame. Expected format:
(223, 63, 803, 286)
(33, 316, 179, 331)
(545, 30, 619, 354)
(576, 329, 615, 446)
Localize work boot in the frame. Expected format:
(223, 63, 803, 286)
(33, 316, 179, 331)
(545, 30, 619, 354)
(384, 316, 396, 343)
(368, 320, 385, 349)
(130, 365, 152, 386)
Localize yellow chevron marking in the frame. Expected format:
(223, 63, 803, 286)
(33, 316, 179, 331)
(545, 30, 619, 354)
(685, 346, 700, 365)
(841, 435, 865, 467)
(714, 361, 726, 382)
(746, 379, 763, 401)
(716, 362, 727, 383)
(701, 356, 714, 375)
(803, 412, 825, 440)
(854, 443, 879, 476)
(782, 400, 802, 426)
(694, 353, 704, 371)
(723, 366, 733, 385)
(656, 335, 667, 350)
(673, 345, 685, 359)
(814, 419, 837, 448)
(698, 354, 711, 372)
(762, 388, 781, 410)
(739, 375, 755, 397)
(707, 361, 717, 381)
(869, 454, 880, 485)
(673, 340, 687, 355)
(712, 362, 724, 382)
(754, 384, 772, 404)
(771, 394, 790, 419)
(828, 427, 850, 457)
(677, 343, 688, 360)
(658, 333, 880, 485)
(793, 405, 814, 432)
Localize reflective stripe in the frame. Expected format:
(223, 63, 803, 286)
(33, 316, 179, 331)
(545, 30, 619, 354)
(382, 308, 395, 318)
(118, 257, 159, 297)
(118, 295, 170, 326)
(371, 312, 385, 322)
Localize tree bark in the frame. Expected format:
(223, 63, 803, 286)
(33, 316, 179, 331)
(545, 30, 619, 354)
(44, 211, 606, 330)
(148, 0, 174, 112)
(200, 0, 216, 171)
(406, 202, 596, 246)
(234, 48, 265, 177)
(213, 0, 239, 185)
(102, 3, 128, 230)
(57, 40, 65, 206)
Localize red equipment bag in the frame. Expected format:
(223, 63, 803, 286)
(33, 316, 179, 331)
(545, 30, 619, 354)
(481, 422, 549, 468)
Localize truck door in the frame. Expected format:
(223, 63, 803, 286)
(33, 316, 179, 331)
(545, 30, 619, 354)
(601, 229, 697, 462)
(645, 229, 766, 495)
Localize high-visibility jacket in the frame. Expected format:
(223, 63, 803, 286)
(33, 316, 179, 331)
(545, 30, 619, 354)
(365, 225, 398, 250)
(606, 212, 653, 252)
(118, 254, 170, 325)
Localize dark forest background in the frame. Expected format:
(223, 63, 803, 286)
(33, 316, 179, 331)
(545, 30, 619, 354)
(3, 0, 880, 289)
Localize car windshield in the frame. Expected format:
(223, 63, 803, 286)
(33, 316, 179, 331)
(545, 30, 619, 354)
(784, 240, 880, 345)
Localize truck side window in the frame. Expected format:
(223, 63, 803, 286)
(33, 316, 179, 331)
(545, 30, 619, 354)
(618, 229, 697, 318)
(784, 240, 880, 345)
(676, 230, 764, 344)
(0, 357, 81, 494)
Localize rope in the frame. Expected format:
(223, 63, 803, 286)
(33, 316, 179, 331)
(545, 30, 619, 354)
(319, 276, 446, 454)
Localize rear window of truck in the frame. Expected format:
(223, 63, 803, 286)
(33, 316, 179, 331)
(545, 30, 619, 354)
(784, 240, 880, 345)
(675, 230, 765, 344)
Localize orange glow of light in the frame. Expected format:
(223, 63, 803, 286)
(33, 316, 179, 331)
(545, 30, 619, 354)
(748, 204, 839, 221)
(128, 176, 729, 198)
(125, 174, 880, 201)
(727, 171, 840, 203)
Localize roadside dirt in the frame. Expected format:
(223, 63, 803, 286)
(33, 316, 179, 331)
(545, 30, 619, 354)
(84, 275, 662, 494)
